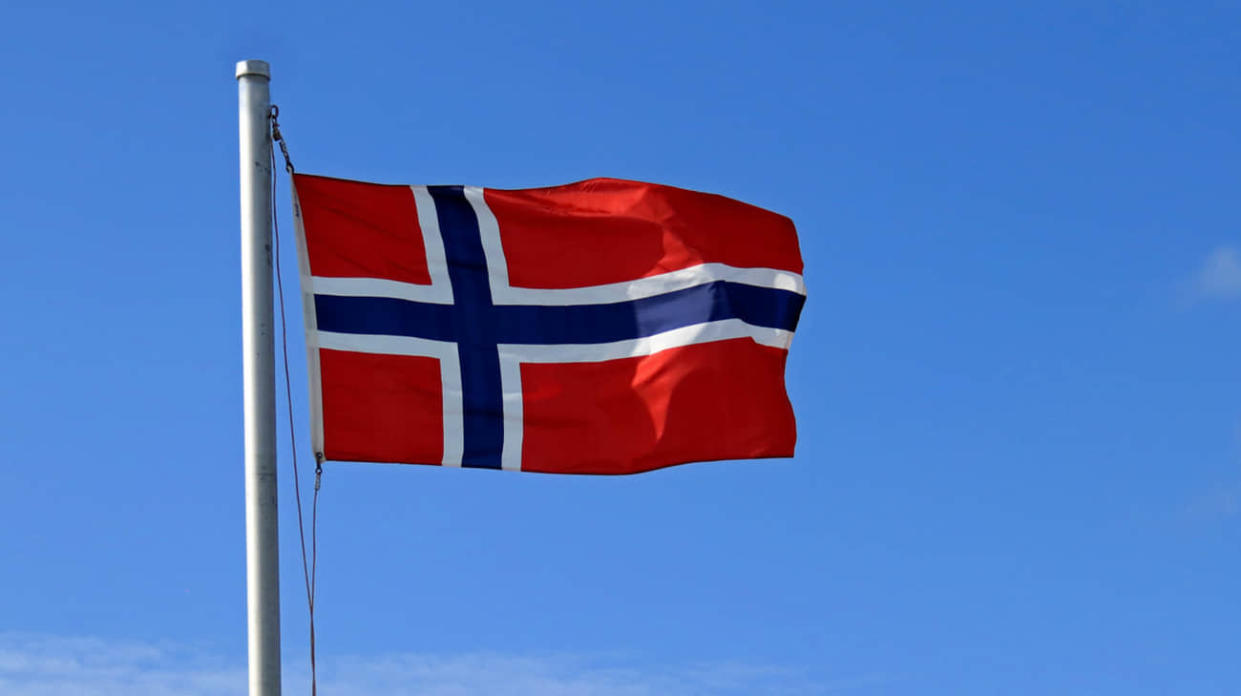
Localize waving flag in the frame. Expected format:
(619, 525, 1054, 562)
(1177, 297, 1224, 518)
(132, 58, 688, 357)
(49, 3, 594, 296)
(292, 174, 805, 474)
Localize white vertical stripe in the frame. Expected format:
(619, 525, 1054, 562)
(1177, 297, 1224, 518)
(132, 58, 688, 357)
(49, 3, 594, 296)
(438, 351, 463, 468)
(498, 349, 524, 471)
(413, 186, 460, 465)
(466, 186, 525, 471)
(463, 186, 512, 302)
(411, 186, 454, 303)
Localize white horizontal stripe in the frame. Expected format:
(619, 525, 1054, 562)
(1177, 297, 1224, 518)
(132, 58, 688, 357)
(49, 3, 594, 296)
(492, 262, 805, 305)
(316, 331, 462, 467)
(499, 319, 793, 364)
(312, 262, 804, 308)
(312, 276, 453, 304)
(317, 330, 454, 358)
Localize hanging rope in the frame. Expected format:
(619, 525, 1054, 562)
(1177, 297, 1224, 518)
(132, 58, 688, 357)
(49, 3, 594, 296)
(270, 104, 322, 696)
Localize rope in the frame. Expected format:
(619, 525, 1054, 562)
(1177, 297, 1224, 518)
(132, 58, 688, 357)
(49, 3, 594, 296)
(270, 105, 321, 696)
(271, 105, 296, 174)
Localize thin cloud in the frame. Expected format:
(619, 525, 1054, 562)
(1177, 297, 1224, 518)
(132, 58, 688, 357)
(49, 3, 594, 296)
(1189, 246, 1241, 302)
(0, 633, 875, 696)
(0, 634, 241, 696)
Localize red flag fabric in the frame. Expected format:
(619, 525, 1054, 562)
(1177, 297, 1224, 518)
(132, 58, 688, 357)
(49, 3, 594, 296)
(293, 174, 805, 474)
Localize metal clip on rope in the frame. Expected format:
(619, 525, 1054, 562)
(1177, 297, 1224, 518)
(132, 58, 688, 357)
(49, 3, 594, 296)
(269, 105, 295, 174)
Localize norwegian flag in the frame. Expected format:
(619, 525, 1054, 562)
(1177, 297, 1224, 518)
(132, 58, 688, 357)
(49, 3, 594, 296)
(292, 174, 805, 474)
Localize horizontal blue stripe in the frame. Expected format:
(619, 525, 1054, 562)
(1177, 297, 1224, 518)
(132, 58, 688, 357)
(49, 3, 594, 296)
(315, 281, 804, 345)
(315, 295, 456, 341)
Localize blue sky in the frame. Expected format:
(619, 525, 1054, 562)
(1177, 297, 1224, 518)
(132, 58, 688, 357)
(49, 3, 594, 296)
(2, 1, 1239, 694)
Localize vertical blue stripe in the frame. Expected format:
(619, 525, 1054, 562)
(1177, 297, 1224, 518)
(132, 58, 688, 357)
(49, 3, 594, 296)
(428, 186, 504, 469)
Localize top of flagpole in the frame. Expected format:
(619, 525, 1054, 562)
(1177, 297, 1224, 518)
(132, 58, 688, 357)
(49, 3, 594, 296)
(236, 59, 271, 80)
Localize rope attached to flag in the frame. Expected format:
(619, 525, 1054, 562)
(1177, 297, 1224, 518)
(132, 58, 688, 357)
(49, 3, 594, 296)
(270, 105, 322, 696)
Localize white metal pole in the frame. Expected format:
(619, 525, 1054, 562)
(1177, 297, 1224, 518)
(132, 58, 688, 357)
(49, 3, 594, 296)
(236, 58, 282, 696)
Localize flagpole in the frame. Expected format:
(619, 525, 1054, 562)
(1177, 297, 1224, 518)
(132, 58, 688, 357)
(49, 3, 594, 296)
(236, 58, 282, 696)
